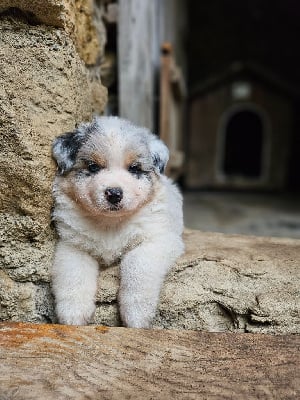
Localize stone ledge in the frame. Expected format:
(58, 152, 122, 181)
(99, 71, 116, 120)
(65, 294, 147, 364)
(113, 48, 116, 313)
(2, 225, 299, 332)
(96, 230, 300, 334)
(0, 322, 299, 399)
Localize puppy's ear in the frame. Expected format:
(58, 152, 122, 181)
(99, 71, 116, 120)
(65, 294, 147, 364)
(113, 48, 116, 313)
(52, 130, 86, 175)
(149, 136, 169, 174)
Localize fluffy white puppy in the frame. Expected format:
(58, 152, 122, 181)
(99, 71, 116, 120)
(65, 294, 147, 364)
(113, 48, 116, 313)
(51, 116, 184, 328)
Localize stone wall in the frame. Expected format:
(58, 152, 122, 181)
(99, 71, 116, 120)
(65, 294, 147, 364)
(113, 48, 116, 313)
(0, 0, 107, 322)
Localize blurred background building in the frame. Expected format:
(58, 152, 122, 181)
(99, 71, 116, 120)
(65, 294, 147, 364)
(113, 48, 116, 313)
(101, 0, 300, 238)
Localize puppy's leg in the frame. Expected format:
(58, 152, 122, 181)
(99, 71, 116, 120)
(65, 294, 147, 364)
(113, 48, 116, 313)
(52, 241, 99, 325)
(119, 236, 183, 328)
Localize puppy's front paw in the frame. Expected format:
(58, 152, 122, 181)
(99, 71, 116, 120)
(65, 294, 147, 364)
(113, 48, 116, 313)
(119, 292, 156, 328)
(55, 301, 96, 325)
(121, 312, 153, 329)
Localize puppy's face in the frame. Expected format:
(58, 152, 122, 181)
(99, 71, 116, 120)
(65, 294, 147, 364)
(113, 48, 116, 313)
(52, 117, 169, 218)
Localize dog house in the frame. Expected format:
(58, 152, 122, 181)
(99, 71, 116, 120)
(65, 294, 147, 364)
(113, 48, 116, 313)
(186, 63, 294, 190)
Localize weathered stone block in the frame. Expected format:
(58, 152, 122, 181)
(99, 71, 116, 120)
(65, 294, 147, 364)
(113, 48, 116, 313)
(95, 230, 300, 334)
(0, 0, 106, 64)
(0, 15, 107, 322)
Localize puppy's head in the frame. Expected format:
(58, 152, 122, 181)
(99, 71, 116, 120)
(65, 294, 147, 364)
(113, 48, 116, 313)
(52, 117, 169, 217)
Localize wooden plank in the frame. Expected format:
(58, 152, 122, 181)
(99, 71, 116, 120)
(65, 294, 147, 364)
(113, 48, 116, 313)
(160, 42, 185, 179)
(160, 42, 173, 146)
(0, 322, 299, 399)
(118, 0, 156, 130)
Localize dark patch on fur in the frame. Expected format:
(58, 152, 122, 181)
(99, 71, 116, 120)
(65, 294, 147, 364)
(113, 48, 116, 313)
(152, 153, 166, 174)
(52, 130, 86, 175)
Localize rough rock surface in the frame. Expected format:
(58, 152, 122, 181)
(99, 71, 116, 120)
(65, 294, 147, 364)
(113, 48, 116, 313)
(95, 230, 300, 334)
(0, 0, 106, 64)
(2, 185, 300, 333)
(0, 5, 107, 323)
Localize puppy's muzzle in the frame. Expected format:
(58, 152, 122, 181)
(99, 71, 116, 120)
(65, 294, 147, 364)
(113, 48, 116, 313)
(105, 187, 123, 205)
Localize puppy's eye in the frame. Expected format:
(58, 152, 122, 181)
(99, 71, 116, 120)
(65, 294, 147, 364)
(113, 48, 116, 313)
(87, 162, 101, 174)
(128, 163, 143, 174)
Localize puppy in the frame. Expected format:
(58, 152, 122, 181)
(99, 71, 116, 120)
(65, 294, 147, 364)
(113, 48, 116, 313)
(51, 116, 184, 328)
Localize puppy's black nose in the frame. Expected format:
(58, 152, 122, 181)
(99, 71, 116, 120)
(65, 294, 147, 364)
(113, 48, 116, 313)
(105, 187, 123, 205)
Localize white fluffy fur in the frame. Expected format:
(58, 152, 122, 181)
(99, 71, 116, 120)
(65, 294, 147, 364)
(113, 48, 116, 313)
(51, 116, 184, 328)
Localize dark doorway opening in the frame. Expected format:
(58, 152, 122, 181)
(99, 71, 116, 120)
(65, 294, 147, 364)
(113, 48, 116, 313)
(223, 110, 264, 178)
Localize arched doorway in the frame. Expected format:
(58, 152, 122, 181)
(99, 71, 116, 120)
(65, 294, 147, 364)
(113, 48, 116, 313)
(222, 109, 264, 179)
